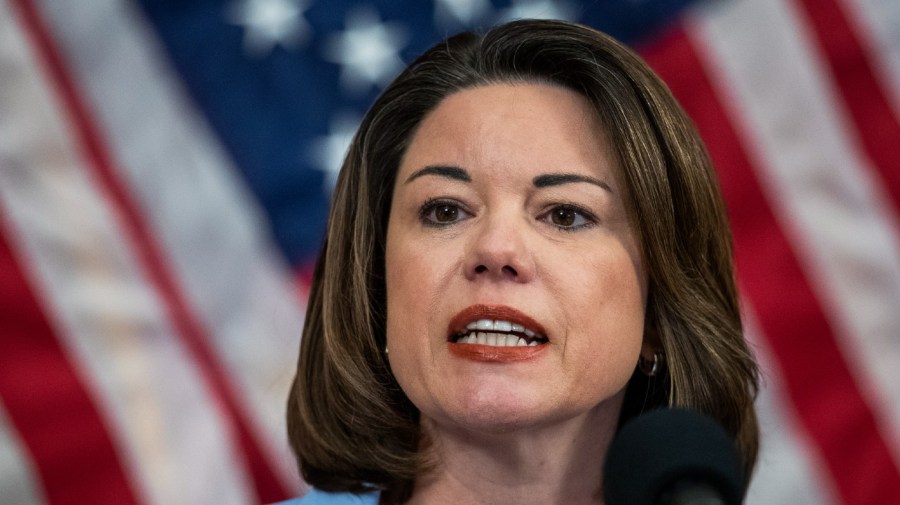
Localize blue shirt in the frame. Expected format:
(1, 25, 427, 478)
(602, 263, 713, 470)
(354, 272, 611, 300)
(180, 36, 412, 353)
(273, 489, 381, 505)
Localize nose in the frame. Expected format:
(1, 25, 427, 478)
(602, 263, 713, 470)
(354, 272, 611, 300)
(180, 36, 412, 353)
(464, 211, 535, 283)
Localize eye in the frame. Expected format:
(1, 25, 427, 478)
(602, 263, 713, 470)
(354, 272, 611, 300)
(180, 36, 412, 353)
(419, 199, 471, 227)
(542, 204, 596, 231)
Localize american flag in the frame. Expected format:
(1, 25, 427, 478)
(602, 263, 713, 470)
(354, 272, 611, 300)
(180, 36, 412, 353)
(1, 0, 898, 504)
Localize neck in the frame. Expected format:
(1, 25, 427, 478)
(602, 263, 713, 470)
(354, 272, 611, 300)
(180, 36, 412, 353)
(406, 405, 619, 505)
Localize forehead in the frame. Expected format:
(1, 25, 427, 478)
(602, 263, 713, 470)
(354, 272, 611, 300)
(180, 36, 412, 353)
(399, 83, 618, 182)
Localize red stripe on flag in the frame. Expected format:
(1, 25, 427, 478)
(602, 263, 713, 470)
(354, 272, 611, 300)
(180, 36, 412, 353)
(10, 1, 289, 502)
(0, 218, 142, 505)
(641, 27, 900, 505)
(797, 0, 900, 210)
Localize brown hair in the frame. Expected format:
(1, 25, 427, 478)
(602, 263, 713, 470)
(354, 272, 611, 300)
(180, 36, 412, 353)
(287, 18, 759, 501)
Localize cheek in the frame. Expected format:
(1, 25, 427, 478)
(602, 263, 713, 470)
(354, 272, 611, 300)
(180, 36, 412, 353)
(384, 226, 464, 340)
(384, 232, 445, 384)
(385, 239, 420, 345)
(386, 283, 428, 349)
(384, 245, 465, 418)
(385, 241, 420, 393)
(565, 250, 647, 387)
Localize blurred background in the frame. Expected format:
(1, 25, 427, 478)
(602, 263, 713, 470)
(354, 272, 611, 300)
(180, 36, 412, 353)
(1, 0, 899, 504)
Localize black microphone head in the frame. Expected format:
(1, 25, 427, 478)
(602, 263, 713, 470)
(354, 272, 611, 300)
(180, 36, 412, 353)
(603, 408, 745, 505)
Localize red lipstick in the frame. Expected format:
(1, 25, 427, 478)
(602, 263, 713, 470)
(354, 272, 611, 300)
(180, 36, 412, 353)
(449, 343, 547, 362)
(447, 305, 549, 363)
(447, 304, 548, 338)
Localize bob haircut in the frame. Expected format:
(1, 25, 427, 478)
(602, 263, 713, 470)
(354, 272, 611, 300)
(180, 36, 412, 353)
(287, 18, 759, 501)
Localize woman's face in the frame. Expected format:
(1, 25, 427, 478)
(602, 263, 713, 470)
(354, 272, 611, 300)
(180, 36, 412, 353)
(385, 83, 649, 434)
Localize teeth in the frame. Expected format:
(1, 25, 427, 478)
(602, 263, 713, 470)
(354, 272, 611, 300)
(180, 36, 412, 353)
(476, 319, 494, 330)
(464, 319, 540, 337)
(458, 332, 534, 347)
(455, 319, 545, 346)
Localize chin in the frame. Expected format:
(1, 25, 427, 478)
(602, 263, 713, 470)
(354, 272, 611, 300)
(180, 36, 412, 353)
(439, 387, 562, 434)
(425, 383, 627, 438)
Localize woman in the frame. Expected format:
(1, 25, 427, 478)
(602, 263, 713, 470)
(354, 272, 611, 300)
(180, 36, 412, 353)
(283, 18, 759, 505)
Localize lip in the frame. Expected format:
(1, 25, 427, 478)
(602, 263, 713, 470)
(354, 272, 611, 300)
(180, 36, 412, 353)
(448, 343, 547, 362)
(446, 305, 549, 363)
(447, 304, 549, 340)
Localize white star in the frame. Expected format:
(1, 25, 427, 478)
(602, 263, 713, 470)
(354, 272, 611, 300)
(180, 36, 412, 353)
(322, 8, 409, 96)
(309, 111, 361, 192)
(499, 0, 577, 22)
(434, 0, 493, 28)
(226, 0, 311, 56)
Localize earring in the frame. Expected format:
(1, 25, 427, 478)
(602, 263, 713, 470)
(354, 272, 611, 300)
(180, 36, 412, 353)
(384, 346, 389, 354)
(638, 350, 662, 377)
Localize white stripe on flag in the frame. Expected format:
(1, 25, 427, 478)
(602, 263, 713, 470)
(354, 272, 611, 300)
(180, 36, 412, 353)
(36, 0, 305, 489)
(743, 316, 839, 505)
(0, 2, 255, 503)
(0, 405, 46, 505)
(844, 0, 900, 118)
(690, 0, 900, 465)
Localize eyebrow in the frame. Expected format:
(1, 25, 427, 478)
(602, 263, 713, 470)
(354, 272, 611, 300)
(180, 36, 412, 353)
(532, 173, 613, 193)
(404, 165, 472, 184)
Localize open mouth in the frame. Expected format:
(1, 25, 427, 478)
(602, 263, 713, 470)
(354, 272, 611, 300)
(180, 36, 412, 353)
(447, 305, 550, 348)
(450, 318, 549, 347)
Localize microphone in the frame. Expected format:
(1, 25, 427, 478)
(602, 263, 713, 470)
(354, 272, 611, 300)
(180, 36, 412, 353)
(603, 408, 745, 505)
